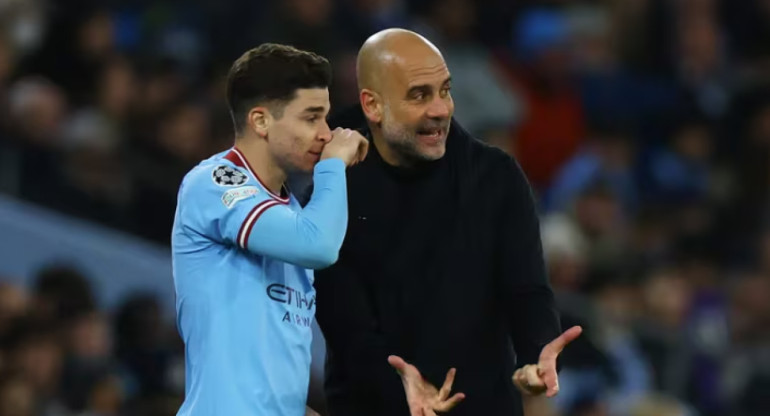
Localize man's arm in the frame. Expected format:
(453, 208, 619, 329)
(236, 158, 348, 269)
(182, 158, 348, 270)
(182, 129, 367, 269)
(496, 157, 562, 368)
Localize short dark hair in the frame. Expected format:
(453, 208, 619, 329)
(226, 43, 332, 134)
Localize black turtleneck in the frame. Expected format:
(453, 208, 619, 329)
(314, 108, 561, 416)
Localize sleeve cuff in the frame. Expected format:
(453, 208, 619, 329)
(314, 158, 346, 173)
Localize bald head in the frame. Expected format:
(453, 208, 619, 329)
(356, 29, 445, 92)
(355, 28, 454, 167)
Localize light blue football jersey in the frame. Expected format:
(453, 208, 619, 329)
(171, 147, 347, 416)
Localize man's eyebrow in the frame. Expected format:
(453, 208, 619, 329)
(407, 77, 453, 94)
(406, 84, 431, 95)
(302, 106, 327, 114)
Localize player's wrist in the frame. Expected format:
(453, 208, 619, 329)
(315, 157, 346, 172)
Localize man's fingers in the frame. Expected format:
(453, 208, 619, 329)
(388, 355, 409, 375)
(537, 360, 561, 398)
(358, 138, 369, 162)
(512, 368, 527, 392)
(512, 365, 546, 395)
(534, 326, 581, 397)
(535, 363, 559, 397)
(435, 392, 466, 412)
(388, 355, 421, 380)
(524, 364, 546, 393)
(540, 326, 583, 360)
(438, 368, 456, 401)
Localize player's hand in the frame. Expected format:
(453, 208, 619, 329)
(388, 355, 465, 416)
(304, 406, 321, 416)
(512, 326, 582, 398)
(322, 128, 369, 167)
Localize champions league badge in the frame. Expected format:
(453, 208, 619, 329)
(212, 165, 249, 187)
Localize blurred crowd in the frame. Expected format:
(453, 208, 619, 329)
(0, 267, 184, 416)
(1, 0, 770, 415)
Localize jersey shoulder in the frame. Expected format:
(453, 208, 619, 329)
(179, 151, 270, 213)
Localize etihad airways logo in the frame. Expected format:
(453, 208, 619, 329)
(266, 283, 315, 328)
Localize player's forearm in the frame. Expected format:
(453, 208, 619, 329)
(243, 158, 347, 269)
(293, 158, 348, 268)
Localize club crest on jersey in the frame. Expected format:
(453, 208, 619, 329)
(212, 165, 248, 187)
(221, 186, 259, 208)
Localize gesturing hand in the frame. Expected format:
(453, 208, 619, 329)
(512, 326, 583, 398)
(388, 355, 465, 416)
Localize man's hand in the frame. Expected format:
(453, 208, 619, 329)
(322, 128, 369, 166)
(388, 355, 465, 416)
(512, 326, 582, 398)
(304, 406, 321, 416)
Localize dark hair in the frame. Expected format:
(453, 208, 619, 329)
(226, 43, 332, 134)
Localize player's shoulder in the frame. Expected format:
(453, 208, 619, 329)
(179, 150, 269, 208)
(182, 150, 250, 190)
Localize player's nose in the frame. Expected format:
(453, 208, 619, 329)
(318, 120, 332, 143)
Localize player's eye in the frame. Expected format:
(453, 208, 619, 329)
(306, 116, 319, 123)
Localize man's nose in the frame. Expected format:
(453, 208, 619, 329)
(426, 96, 450, 119)
(318, 121, 332, 142)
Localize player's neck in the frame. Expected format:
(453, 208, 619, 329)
(234, 138, 287, 195)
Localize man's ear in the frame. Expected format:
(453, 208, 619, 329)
(248, 107, 271, 138)
(360, 89, 382, 124)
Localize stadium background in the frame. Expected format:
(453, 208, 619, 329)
(1, 0, 770, 415)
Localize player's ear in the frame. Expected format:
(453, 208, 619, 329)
(360, 89, 382, 124)
(248, 107, 270, 138)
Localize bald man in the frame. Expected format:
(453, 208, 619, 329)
(314, 29, 581, 416)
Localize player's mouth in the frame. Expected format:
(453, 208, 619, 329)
(308, 150, 322, 160)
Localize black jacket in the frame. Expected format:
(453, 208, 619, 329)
(314, 108, 561, 416)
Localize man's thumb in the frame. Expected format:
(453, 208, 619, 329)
(388, 355, 407, 374)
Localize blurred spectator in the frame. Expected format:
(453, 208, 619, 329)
(114, 294, 175, 399)
(723, 0, 770, 79)
(0, 372, 36, 416)
(260, 0, 348, 61)
(1, 316, 66, 415)
(0, 0, 47, 57)
(546, 123, 637, 214)
(674, 8, 732, 120)
(20, 7, 116, 106)
(645, 117, 714, 204)
(500, 7, 587, 191)
(31, 265, 96, 325)
(335, 0, 411, 46)
(7, 76, 67, 148)
(3, 76, 68, 202)
(60, 312, 122, 414)
(129, 99, 211, 242)
(0, 283, 28, 339)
